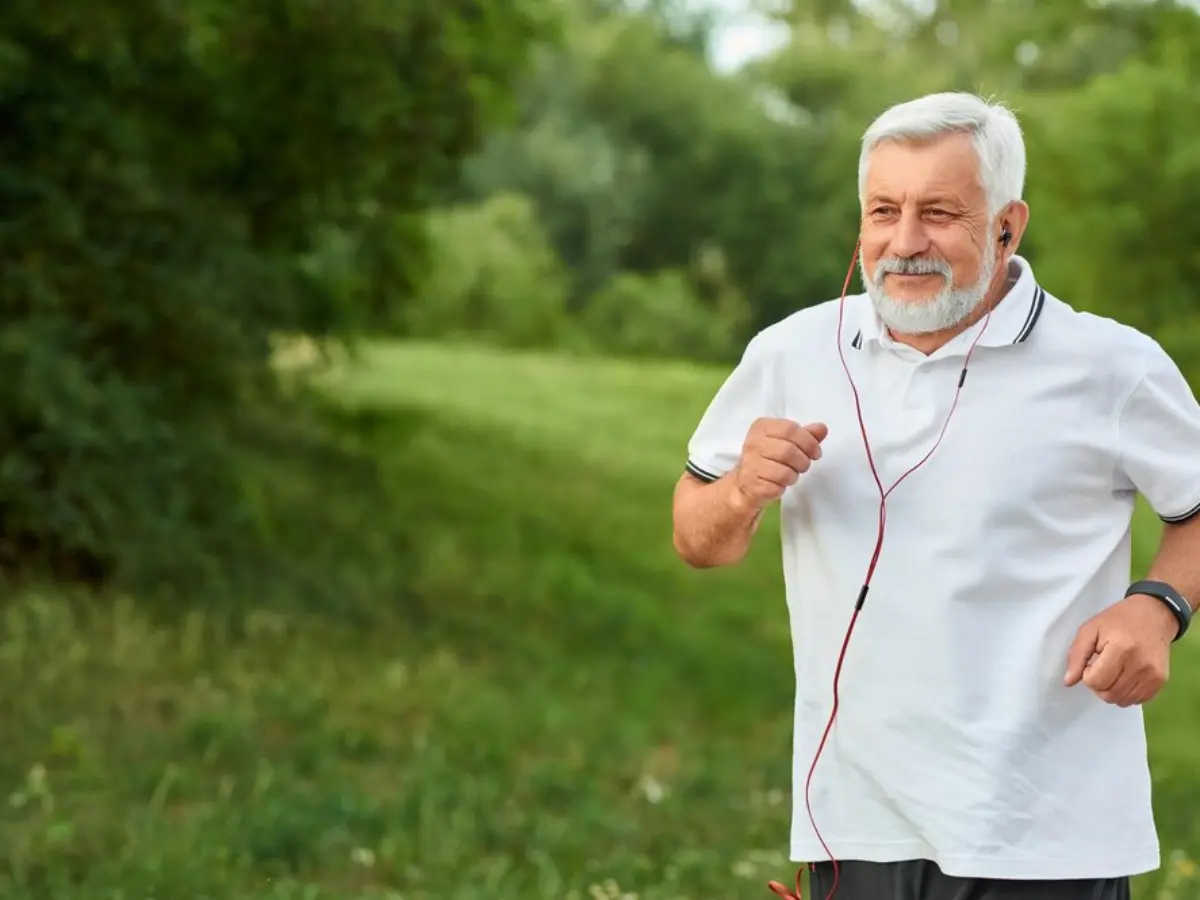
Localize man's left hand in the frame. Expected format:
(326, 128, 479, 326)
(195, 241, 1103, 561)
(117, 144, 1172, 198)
(1063, 594, 1178, 706)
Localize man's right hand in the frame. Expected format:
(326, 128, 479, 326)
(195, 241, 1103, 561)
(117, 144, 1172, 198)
(732, 418, 828, 510)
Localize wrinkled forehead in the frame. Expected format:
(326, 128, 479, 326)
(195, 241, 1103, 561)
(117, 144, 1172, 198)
(862, 133, 986, 206)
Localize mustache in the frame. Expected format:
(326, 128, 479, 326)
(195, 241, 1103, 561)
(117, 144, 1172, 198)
(871, 257, 952, 283)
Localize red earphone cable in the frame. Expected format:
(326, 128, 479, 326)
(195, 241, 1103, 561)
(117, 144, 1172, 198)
(768, 243, 995, 900)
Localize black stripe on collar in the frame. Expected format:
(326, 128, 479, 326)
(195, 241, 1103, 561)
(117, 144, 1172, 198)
(1013, 286, 1045, 344)
(851, 330, 863, 349)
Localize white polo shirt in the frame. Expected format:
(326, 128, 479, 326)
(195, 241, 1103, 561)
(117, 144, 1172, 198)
(685, 255, 1200, 880)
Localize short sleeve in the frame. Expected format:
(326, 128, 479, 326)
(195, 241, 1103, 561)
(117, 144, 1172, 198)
(685, 332, 777, 484)
(1115, 340, 1200, 523)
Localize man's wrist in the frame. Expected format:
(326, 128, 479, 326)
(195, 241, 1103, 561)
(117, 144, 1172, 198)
(1129, 593, 1183, 641)
(1126, 579, 1192, 642)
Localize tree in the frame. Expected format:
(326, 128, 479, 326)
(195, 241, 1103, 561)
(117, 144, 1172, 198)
(0, 0, 555, 586)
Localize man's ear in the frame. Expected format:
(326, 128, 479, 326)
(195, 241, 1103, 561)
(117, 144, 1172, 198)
(999, 201, 1031, 255)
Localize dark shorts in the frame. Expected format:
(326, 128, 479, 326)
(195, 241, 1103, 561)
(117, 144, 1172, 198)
(806, 859, 1131, 900)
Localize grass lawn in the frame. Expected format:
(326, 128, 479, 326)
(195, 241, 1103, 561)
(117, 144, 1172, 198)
(2, 338, 1198, 899)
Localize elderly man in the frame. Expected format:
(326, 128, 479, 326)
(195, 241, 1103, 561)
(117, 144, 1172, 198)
(672, 92, 1200, 900)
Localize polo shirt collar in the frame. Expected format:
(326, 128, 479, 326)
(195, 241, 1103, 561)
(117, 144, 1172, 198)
(849, 255, 1045, 354)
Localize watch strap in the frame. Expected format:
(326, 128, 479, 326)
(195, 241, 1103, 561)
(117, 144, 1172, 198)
(1126, 579, 1192, 642)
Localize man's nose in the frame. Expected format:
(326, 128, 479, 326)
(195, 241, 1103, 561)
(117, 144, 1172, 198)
(889, 211, 931, 258)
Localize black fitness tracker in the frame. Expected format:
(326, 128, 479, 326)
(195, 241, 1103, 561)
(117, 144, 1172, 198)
(1126, 579, 1192, 642)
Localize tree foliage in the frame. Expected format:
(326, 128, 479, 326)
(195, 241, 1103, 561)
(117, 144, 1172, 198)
(439, 0, 1200, 371)
(0, 0, 553, 584)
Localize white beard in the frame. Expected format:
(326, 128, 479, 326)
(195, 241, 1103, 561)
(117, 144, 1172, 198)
(861, 247, 996, 335)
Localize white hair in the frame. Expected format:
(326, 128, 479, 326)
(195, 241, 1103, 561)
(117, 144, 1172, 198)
(857, 92, 1026, 216)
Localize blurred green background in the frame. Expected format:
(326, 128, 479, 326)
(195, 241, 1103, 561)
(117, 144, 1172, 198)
(2, 0, 1199, 898)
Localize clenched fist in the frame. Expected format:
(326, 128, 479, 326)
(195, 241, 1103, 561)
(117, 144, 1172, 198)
(733, 418, 829, 510)
(1063, 593, 1178, 707)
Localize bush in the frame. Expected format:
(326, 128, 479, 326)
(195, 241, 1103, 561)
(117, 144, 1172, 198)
(402, 192, 575, 348)
(581, 268, 749, 361)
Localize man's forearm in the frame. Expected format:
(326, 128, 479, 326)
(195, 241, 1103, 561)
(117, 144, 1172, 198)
(1145, 516, 1200, 612)
(672, 473, 765, 568)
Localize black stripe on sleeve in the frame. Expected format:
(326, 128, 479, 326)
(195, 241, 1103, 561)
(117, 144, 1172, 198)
(684, 460, 720, 483)
(1161, 499, 1200, 524)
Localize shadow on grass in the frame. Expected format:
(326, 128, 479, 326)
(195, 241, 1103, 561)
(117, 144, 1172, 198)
(0, 396, 435, 635)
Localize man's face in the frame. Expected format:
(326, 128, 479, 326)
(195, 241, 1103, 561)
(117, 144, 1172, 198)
(859, 132, 997, 334)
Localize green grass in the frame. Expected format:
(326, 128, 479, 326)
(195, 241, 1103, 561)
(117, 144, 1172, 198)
(2, 338, 1199, 899)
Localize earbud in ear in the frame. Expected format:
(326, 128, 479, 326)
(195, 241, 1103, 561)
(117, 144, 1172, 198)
(1000, 229, 1013, 247)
